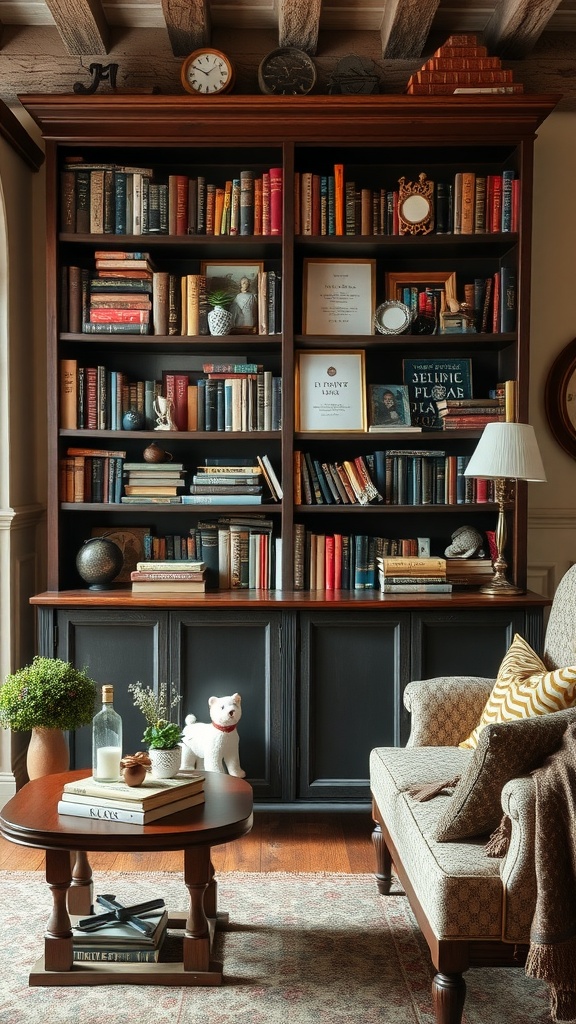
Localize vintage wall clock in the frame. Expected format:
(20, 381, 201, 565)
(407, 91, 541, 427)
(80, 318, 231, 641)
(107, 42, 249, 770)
(180, 48, 235, 96)
(545, 336, 576, 458)
(258, 47, 317, 95)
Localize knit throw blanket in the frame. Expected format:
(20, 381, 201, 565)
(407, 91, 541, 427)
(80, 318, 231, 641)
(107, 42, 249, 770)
(524, 720, 576, 1023)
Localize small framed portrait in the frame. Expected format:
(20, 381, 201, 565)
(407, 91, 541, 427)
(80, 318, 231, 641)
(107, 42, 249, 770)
(295, 349, 366, 432)
(201, 261, 264, 334)
(368, 384, 413, 431)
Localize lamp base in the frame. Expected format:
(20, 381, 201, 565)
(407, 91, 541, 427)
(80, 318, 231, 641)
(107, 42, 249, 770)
(479, 576, 525, 596)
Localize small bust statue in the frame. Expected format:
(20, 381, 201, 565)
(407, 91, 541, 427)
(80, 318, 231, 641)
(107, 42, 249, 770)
(445, 525, 486, 559)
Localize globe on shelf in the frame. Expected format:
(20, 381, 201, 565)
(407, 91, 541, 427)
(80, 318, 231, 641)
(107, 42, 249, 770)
(76, 537, 123, 590)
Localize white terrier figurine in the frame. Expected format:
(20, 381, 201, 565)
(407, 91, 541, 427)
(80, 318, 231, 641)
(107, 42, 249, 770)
(180, 693, 245, 777)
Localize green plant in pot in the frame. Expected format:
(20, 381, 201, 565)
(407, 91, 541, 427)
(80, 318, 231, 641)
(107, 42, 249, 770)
(0, 657, 97, 779)
(128, 680, 183, 778)
(207, 289, 235, 336)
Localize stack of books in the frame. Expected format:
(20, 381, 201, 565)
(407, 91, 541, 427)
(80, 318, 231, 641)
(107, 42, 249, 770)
(377, 555, 452, 593)
(57, 771, 206, 824)
(83, 252, 156, 335)
(446, 557, 494, 587)
(122, 461, 186, 504)
(182, 456, 282, 506)
(130, 559, 207, 593)
(72, 904, 169, 963)
(437, 397, 506, 430)
(405, 35, 524, 96)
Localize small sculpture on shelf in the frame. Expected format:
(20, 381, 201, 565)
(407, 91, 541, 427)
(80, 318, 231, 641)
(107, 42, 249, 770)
(153, 395, 176, 431)
(181, 693, 245, 777)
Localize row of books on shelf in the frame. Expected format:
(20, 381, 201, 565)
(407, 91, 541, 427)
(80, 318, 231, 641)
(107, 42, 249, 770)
(295, 450, 494, 507)
(292, 530, 492, 591)
(60, 360, 283, 433)
(392, 268, 516, 335)
(155, 516, 281, 590)
(63, 260, 282, 336)
(295, 163, 518, 236)
(61, 159, 283, 237)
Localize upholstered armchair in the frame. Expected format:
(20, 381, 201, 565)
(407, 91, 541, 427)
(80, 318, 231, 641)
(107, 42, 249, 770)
(370, 564, 576, 1024)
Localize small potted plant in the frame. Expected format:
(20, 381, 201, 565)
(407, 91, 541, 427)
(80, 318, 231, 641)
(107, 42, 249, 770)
(0, 656, 97, 779)
(207, 289, 235, 335)
(128, 680, 183, 778)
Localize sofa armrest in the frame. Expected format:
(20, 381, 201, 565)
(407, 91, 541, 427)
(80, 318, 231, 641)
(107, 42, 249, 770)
(500, 776, 537, 943)
(404, 676, 494, 747)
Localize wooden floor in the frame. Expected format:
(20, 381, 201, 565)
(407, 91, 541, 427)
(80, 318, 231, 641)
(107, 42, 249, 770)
(0, 809, 376, 874)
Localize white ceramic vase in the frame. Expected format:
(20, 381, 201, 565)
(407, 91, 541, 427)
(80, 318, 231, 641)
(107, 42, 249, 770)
(148, 746, 182, 779)
(207, 305, 234, 336)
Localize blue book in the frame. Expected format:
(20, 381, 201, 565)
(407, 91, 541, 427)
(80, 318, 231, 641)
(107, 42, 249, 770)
(501, 169, 515, 232)
(499, 267, 516, 332)
(402, 357, 472, 429)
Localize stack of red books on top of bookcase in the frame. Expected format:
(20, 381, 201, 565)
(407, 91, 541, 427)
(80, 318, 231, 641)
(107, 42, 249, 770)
(406, 34, 524, 96)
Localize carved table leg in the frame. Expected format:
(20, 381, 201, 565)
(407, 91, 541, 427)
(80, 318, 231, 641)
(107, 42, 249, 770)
(67, 850, 93, 915)
(371, 822, 393, 895)
(183, 846, 212, 972)
(432, 971, 466, 1024)
(44, 848, 73, 971)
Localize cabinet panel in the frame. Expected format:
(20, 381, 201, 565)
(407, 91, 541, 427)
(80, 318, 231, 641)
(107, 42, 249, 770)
(298, 611, 411, 801)
(54, 608, 169, 769)
(170, 609, 284, 800)
(411, 608, 542, 680)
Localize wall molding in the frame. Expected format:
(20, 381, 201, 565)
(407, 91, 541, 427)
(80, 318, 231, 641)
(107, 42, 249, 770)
(528, 508, 576, 529)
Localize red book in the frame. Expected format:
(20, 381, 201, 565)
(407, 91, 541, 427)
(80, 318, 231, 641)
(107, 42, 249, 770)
(325, 535, 335, 590)
(489, 174, 502, 232)
(89, 308, 150, 324)
(475, 478, 489, 503)
(311, 174, 321, 236)
(491, 271, 500, 333)
(333, 533, 342, 590)
(270, 167, 282, 235)
(334, 163, 344, 235)
(511, 178, 521, 232)
(253, 177, 263, 235)
(261, 172, 270, 235)
(163, 372, 189, 431)
(85, 367, 98, 430)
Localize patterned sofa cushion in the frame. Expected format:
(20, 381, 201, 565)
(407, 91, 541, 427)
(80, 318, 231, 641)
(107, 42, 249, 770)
(459, 633, 576, 750)
(433, 708, 576, 842)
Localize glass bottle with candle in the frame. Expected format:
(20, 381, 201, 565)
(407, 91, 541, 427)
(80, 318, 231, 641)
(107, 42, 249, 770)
(92, 684, 122, 782)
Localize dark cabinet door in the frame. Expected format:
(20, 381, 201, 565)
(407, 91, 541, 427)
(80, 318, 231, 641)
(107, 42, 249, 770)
(298, 611, 411, 801)
(54, 608, 169, 769)
(169, 609, 284, 800)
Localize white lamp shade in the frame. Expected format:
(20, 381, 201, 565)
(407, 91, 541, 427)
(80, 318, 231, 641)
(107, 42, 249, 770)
(464, 422, 547, 482)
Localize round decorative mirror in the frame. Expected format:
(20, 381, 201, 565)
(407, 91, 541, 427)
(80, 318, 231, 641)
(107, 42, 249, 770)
(399, 194, 431, 225)
(545, 336, 576, 458)
(374, 301, 412, 335)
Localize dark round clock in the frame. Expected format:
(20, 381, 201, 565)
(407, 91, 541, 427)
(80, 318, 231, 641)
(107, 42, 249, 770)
(258, 47, 317, 96)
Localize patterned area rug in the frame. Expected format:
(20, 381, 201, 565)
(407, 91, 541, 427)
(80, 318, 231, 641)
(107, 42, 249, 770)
(0, 871, 551, 1023)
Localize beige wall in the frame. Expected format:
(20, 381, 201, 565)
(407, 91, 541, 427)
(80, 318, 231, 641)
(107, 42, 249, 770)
(528, 111, 576, 597)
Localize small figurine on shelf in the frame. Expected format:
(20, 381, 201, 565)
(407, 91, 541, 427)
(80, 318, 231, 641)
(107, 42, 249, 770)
(445, 525, 486, 559)
(154, 395, 176, 431)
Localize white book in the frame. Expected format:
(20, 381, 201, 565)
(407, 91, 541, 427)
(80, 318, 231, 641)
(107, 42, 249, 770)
(58, 790, 205, 825)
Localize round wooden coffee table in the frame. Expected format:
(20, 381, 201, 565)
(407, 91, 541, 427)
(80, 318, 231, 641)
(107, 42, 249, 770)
(0, 768, 253, 986)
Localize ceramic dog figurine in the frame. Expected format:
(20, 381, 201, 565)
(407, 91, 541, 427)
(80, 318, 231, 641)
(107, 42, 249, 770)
(180, 693, 245, 777)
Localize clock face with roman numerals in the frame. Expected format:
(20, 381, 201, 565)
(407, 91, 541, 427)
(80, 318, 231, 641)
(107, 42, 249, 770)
(181, 49, 235, 96)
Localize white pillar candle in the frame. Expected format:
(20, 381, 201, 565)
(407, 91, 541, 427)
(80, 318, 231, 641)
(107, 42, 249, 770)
(95, 746, 121, 781)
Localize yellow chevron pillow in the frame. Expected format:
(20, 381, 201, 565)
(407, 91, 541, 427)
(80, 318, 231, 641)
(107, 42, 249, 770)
(459, 633, 576, 749)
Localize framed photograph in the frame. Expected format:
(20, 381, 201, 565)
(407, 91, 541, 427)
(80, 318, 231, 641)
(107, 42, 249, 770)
(201, 261, 264, 334)
(295, 350, 366, 432)
(368, 384, 413, 430)
(90, 526, 151, 583)
(302, 258, 376, 336)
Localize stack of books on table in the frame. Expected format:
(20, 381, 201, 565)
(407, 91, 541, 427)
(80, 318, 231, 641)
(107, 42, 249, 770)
(377, 555, 452, 593)
(437, 397, 506, 431)
(121, 461, 186, 504)
(71, 904, 169, 963)
(446, 557, 493, 587)
(130, 559, 206, 593)
(57, 771, 206, 825)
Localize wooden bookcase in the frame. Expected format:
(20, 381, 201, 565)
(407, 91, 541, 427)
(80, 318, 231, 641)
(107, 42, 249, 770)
(23, 93, 557, 802)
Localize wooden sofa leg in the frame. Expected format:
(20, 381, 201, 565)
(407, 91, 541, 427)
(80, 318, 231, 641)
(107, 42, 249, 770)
(371, 822, 392, 894)
(432, 971, 466, 1024)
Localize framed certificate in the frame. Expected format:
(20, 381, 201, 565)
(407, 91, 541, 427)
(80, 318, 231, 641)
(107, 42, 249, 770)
(302, 259, 376, 335)
(295, 350, 367, 432)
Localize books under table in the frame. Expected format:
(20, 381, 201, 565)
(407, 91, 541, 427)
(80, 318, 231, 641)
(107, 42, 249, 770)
(61, 771, 205, 809)
(72, 906, 168, 962)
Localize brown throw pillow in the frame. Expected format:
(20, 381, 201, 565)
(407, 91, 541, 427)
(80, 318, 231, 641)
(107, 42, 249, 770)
(433, 707, 576, 842)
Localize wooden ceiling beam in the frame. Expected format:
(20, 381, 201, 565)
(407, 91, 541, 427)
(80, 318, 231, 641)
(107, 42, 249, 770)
(278, 0, 322, 54)
(44, 0, 109, 56)
(380, 0, 441, 59)
(160, 0, 210, 58)
(483, 0, 564, 59)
